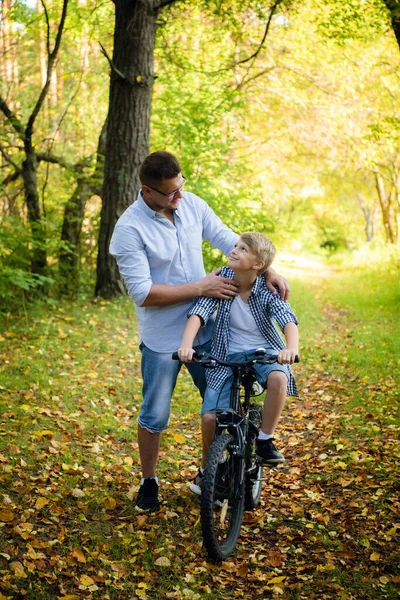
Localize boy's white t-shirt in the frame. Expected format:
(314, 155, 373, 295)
(228, 295, 267, 353)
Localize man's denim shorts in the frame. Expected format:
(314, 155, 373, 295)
(201, 348, 290, 415)
(138, 339, 211, 433)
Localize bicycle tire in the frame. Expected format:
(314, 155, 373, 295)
(201, 433, 245, 562)
(245, 404, 264, 510)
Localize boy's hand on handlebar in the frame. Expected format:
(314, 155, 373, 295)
(278, 348, 298, 364)
(178, 347, 196, 362)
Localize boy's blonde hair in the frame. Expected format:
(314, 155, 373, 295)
(240, 232, 276, 275)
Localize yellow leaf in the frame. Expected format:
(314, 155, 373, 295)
(154, 556, 171, 567)
(10, 561, 27, 579)
(136, 75, 142, 83)
(26, 545, 38, 559)
(0, 509, 14, 522)
(104, 496, 116, 510)
(268, 576, 286, 584)
(137, 515, 147, 527)
(173, 434, 186, 444)
(71, 549, 86, 563)
(124, 456, 133, 466)
(80, 574, 95, 586)
(35, 430, 54, 439)
(35, 497, 50, 509)
(87, 372, 98, 379)
(370, 552, 380, 561)
(317, 564, 335, 572)
(57, 596, 80, 600)
(127, 486, 136, 501)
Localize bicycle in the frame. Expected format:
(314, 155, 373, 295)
(173, 347, 299, 562)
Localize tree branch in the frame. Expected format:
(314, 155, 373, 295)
(99, 42, 134, 83)
(158, 0, 286, 76)
(0, 142, 22, 173)
(26, 0, 69, 138)
(36, 151, 75, 169)
(233, 0, 285, 68)
(2, 170, 21, 187)
(40, 0, 51, 55)
(0, 96, 25, 140)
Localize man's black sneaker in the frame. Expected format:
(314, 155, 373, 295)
(189, 469, 203, 496)
(135, 478, 160, 512)
(256, 438, 285, 464)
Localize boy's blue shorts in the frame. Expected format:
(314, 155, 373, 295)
(201, 348, 290, 415)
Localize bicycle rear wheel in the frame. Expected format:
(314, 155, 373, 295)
(245, 404, 263, 510)
(201, 433, 245, 562)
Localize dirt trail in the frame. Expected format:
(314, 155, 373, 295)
(218, 299, 399, 599)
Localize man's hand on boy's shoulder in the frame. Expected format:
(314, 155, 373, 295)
(264, 268, 290, 301)
(199, 268, 239, 299)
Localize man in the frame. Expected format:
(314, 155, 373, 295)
(109, 151, 290, 511)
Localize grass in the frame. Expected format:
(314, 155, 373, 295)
(0, 257, 399, 599)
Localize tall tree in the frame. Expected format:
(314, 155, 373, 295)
(95, 0, 169, 297)
(95, 0, 286, 298)
(0, 0, 69, 276)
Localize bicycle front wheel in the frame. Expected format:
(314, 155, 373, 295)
(201, 433, 245, 562)
(245, 404, 264, 510)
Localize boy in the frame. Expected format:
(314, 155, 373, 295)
(177, 232, 299, 495)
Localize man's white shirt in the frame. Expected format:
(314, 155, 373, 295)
(109, 191, 238, 353)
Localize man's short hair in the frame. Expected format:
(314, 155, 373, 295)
(240, 232, 276, 275)
(139, 151, 181, 185)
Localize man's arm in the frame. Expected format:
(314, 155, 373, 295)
(110, 223, 239, 308)
(142, 269, 238, 307)
(265, 268, 291, 302)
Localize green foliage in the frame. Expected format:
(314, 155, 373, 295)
(0, 217, 54, 309)
(1, 0, 400, 312)
(314, 0, 390, 43)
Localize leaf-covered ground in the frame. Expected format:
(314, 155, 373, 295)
(0, 269, 399, 600)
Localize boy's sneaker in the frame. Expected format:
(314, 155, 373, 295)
(135, 478, 160, 512)
(189, 469, 203, 496)
(256, 438, 285, 464)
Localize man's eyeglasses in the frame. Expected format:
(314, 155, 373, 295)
(146, 176, 186, 199)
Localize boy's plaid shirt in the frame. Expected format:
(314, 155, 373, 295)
(188, 266, 299, 396)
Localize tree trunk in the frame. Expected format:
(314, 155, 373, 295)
(95, 0, 159, 298)
(21, 146, 48, 275)
(374, 172, 396, 243)
(59, 121, 107, 294)
(383, 0, 400, 50)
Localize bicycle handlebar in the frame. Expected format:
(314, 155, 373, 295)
(172, 349, 300, 367)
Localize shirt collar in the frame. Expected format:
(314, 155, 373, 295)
(224, 267, 263, 295)
(136, 191, 182, 220)
(136, 191, 160, 220)
(251, 275, 264, 295)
